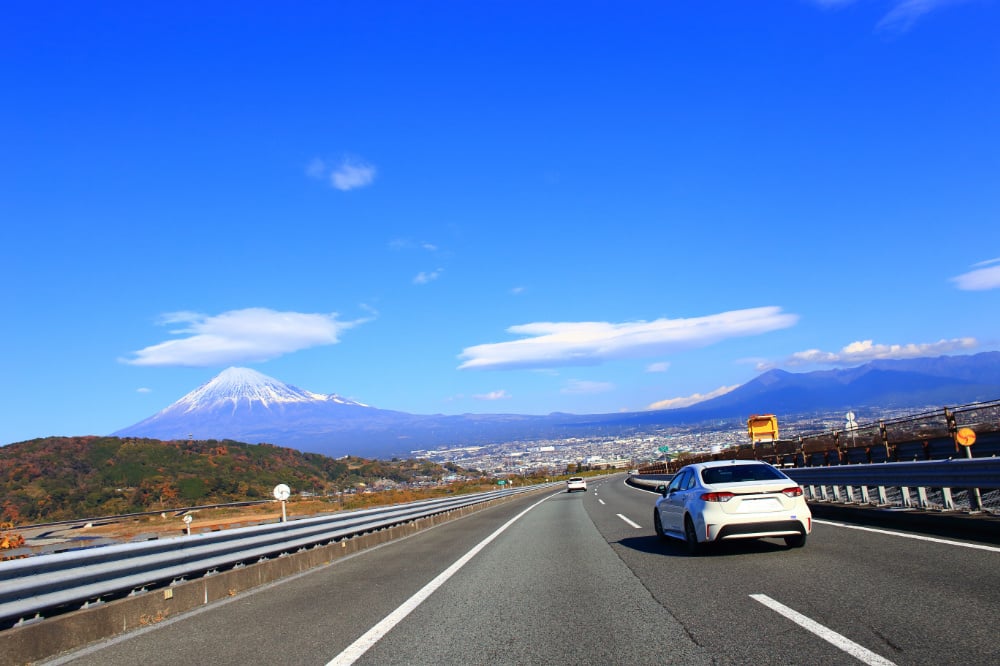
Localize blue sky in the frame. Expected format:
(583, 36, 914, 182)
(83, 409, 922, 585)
(3, 1, 998, 446)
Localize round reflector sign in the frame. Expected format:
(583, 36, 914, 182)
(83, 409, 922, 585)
(955, 427, 976, 447)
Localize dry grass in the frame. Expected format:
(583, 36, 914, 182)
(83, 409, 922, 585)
(81, 482, 506, 541)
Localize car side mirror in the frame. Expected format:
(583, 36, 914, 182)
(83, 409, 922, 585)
(656, 484, 668, 497)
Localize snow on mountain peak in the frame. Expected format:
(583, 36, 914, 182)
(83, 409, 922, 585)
(176, 367, 364, 412)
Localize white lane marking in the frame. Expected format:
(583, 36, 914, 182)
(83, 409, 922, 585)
(750, 594, 897, 666)
(327, 493, 556, 665)
(814, 519, 1000, 553)
(617, 514, 641, 529)
(598, 499, 606, 505)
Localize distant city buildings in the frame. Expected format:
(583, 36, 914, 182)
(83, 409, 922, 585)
(410, 406, 942, 475)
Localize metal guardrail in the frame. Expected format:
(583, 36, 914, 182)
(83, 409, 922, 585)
(631, 458, 1000, 513)
(785, 459, 1000, 512)
(783, 457, 1000, 489)
(0, 485, 553, 629)
(638, 399, 1000, 474)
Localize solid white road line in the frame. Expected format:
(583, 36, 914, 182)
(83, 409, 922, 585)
(814, 519, 1000, 553)
(327, 493, 556, 665)
(598, 499, 606, 505)
(617, 514, 641, 529)
(750, 594, 897, 666)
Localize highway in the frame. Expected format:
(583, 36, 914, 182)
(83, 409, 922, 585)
(47, 474, 999, 665)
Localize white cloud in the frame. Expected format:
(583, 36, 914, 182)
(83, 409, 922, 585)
(414, 268, 443, 285)
(876, 0, 968, 32)
(808, 0, 971, 32)
(124, 307, 369, 367)
(331, 159, 376, 191)
(561, 379, 615, 395)
(951, 261, 1000, 291)
(390, 238, 438, 252)
(784, 337, 978, 366)
(307, 156, 376, 190)
(646, 361, 671, 373)
(474, 390, 511, 401)
(457, 306, 798, 371)
(137, 387, 152, 394)
(646, 385, 739, 411)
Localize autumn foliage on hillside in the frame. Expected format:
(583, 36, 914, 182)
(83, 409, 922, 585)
(0, 436, 468, 525)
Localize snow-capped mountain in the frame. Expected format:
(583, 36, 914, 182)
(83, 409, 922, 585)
(170, 367, 366, 413)
(114, 367, 601, 458)
(112, 353, 1000, 459)
(113, 367, 394, 455)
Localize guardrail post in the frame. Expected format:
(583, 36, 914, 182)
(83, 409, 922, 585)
(860, 485, 871, 504)
(832, 485, 842, 502)
(942, 488, 955, 511)
(846, 486, 855, 503)
(917, 487, 929, 508)
(877, 486, 888, 505)
(900, 486, 912, 508)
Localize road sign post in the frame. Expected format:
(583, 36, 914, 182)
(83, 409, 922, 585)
(273, 484, 291, 522)
(954, 428, 983, 511)
(846, 411, 858, 447)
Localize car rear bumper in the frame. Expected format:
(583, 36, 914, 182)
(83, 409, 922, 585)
(713, 519, 809, 540)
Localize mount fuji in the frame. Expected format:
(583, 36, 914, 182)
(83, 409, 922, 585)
(113, 353, 1000, 459)
(113, 367, 599, 458)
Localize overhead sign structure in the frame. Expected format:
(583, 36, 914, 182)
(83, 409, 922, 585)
(955, 427, 977, 447)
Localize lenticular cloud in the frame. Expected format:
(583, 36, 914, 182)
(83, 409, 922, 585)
(458, 306, 798, 371)
(124, 308, 364, 367)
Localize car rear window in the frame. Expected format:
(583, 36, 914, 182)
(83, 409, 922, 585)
(700, 465, 785, 484)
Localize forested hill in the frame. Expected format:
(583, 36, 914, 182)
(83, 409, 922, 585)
(0, 436, 462, 525)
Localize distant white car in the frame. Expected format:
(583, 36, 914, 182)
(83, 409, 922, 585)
(566, 477, 587, 493)
(653, 460, 811, 554)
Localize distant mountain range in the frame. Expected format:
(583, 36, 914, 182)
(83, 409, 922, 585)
(113, 353, 1000, 458)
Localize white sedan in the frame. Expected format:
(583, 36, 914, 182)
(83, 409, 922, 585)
(566, 477, 587, 493)
(653, 460, 811, 554)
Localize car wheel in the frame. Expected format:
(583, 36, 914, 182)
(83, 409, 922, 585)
(684, 516, 703, 555)
(653, 509, 667, 541)
(784, 532, 807, 548)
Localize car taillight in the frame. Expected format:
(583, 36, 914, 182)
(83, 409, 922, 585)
(700, 491, 734, 502)
(782, 487, 803, 497)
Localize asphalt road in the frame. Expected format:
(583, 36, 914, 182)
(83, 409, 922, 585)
(47, 474, 1000, 665)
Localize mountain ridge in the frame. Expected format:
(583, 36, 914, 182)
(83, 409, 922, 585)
(112, 352, 1000, 458)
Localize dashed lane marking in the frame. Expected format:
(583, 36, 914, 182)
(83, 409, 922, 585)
(616, 514, 641, 529)
(751, 594, 897, 666)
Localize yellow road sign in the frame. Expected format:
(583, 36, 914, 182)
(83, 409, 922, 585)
(955, 427, 976, 447)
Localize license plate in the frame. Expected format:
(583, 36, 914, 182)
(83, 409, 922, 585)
(736, 498, 782, 513)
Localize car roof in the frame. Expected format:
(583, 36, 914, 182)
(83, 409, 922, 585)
(681, 460, 775, 471)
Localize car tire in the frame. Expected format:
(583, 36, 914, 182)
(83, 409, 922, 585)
(684, 516, 703, 555)
(653, 509, 667, 541)
(784, 532, 807, 548)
